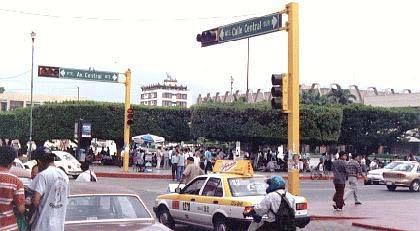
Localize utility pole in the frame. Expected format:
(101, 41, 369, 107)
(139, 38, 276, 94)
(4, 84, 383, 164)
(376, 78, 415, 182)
(123, 69, 132, 172)
(230, 76, 234, 95)
(77, 86, 80, 102)
(29, 31, 36, 158)
(246, 38, 250, 93)
(286, 2, 300, 196)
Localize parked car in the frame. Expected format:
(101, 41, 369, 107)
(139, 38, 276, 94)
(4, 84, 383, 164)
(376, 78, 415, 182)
(65, 183, 170, 231)
(383, 161, 420, 192)
(365, 161, 404, 185)
(9, 166, 32, 187)
(13, 158, 26, 169)
(24, 151, 82, 179)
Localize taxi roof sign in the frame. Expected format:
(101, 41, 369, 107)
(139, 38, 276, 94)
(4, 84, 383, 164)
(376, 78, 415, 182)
(213, 160, 254, 176)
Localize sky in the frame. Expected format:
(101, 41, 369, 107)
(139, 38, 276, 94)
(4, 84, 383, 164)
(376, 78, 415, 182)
(1, 0, 419, 103)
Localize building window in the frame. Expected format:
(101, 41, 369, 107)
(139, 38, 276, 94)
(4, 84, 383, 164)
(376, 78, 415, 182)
(176, 101, 187, 107)
(0, 102, 7, 111)
(141, 94, 145, 99)
(153, 92, 157, 98)
(162, 92, 172, 98)
(9, 101, 24, 111)
(152, 100, 157, 105)
(162, 100, 172, 106)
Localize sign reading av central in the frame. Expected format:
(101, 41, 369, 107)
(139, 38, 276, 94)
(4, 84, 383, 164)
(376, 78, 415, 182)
(218, 12, 281, 42)
(59, 68, 119, 82)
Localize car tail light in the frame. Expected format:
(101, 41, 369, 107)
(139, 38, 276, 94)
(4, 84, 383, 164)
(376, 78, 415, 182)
(296, 202, 307, 210)
(243, 206, 254, 214)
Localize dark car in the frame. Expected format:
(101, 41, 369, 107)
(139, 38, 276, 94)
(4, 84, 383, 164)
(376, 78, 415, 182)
(65, 183, 171, 231)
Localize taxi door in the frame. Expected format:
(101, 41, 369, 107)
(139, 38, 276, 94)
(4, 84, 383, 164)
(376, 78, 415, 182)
(171, 177, 208, 223)
(194, 177, 224, 227)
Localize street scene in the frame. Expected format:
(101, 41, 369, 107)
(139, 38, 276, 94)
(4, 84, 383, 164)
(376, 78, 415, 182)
(1, 0, 420, 231)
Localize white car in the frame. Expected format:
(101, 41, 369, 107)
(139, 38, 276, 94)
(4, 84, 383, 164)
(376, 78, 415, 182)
(24, 151, 82, 179)
(366, 161, 403, 185)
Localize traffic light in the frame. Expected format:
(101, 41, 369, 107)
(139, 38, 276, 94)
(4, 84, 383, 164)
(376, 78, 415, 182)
(271, 73, 289, 112)
(196, 28, 218, 47)
(38, 66, 60, 78)
(126, 107, 134, 125)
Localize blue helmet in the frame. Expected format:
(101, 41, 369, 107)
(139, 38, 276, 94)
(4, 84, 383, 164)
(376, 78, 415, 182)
(266, 176, 286, 193)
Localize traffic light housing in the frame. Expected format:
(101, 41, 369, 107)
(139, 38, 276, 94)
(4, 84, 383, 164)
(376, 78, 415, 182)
(271, 73, 289, 112)
(38, 66, 60, 78)
(196, 28, 218, 47)
(127, 107, 134, 125)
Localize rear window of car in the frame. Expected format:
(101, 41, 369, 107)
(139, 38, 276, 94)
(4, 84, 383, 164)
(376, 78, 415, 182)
(66, 195, 151, 222)
(384, 162, 401, 169)
(228, 177, 267, 197)
(392, 163, 414, 172)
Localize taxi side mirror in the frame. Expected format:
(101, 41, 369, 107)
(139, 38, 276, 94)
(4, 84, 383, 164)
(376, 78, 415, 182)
(175, 187, 182, 193)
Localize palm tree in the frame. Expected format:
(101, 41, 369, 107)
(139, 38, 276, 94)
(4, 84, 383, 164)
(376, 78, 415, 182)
(0, 87, 4, 94)
(300, 89, 329, 105)
(326, 88, 357, 105)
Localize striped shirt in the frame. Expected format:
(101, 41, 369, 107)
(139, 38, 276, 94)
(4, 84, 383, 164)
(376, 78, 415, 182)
(346, 159, 362, 177)
(0, 171, 25, 231)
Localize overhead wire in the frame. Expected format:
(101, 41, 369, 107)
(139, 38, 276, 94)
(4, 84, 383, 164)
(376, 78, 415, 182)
(0, 70, 31, 80)
(0, 7, 259, 23)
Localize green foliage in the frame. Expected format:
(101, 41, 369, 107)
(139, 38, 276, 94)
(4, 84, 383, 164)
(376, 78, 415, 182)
(300, 89, 329, 105)
(325, 89, 357, 105)
(190, 103, 342, 145)
(0, 87, 4, 94)
(340, 104, 420, 153)
(0, 101, 191, 144)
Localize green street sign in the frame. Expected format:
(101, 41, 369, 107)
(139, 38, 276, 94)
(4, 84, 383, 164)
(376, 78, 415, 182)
(59, 68, 119, 82)
(218, 12, 281, 43)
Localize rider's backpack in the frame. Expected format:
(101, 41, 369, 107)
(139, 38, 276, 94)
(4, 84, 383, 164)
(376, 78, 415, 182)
(271, 192, 296, 231)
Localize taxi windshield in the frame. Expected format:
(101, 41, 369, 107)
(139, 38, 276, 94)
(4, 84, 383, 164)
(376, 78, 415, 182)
(228, 177, 267, 197)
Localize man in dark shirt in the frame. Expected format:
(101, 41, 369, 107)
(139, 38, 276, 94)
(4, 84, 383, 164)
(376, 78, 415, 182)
(332, 151, 348, 210)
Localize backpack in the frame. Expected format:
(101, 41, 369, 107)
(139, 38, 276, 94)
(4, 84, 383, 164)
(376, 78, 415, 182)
(271, 192, 296, 231)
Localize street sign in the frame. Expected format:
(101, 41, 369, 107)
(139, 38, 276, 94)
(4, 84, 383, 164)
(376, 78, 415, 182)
(59, 68, 119, 82)
(218, 12, 281, 43)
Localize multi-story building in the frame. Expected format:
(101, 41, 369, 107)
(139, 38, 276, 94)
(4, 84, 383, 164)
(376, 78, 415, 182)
(0, 92, 78, 112)
(140, 74, 190, 107)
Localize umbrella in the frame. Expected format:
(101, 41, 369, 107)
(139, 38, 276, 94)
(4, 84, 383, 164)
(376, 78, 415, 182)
(132, 134, 165, 144)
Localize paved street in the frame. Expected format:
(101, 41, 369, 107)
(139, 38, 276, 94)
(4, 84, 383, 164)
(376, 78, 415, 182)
(93, 177, 391, 230)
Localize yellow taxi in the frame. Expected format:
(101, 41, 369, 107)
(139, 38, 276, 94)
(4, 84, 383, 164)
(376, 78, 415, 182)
(154, 160, 310, 231)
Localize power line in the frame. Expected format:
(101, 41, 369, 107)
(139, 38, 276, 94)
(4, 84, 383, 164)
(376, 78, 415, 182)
(0, 7, 258, 23)
(0, 70, 31, 80)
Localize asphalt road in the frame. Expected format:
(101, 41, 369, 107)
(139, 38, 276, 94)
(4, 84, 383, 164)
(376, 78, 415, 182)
(91, 177, 411, 230)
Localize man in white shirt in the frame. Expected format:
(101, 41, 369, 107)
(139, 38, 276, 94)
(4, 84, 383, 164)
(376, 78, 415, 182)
(75, 162, 98, 182)
(30, 147, 69, 231)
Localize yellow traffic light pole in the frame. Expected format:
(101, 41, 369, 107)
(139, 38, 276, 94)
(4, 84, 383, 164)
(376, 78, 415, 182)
(286, 2, 300, 195)
(123, 69, 132, 172)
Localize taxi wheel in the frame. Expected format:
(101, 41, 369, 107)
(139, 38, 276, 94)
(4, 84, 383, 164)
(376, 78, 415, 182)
(213, 215, 230, 231)
(158, 207, 175, 230)
(386, 185, 397, 191)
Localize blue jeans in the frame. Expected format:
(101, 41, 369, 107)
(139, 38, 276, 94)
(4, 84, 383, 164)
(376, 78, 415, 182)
(177, 165, 185, 181)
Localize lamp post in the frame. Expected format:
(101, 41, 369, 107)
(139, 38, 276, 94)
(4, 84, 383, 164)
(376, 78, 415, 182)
(29, 31, 36, 157)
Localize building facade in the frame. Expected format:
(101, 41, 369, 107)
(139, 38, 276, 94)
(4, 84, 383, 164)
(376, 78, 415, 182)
(140, 75, 191, 107)
(0, 92, 78, 112)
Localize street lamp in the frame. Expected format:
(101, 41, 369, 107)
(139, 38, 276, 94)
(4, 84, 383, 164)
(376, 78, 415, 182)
(29, 31, 36, 157)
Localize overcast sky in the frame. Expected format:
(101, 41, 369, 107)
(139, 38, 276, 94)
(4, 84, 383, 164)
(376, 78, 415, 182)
(1, 0, 419, 103)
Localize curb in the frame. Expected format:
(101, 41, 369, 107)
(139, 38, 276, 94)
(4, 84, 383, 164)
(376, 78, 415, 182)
(96, 172, 172, 179)
(96, 172, 330, 180)
(352, 222, 408, 231)
(310, 215, 369, 221)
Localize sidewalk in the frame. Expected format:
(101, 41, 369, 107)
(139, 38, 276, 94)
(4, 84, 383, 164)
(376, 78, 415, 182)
(92, 165, 321, 180)
(309, 200, 419, 231)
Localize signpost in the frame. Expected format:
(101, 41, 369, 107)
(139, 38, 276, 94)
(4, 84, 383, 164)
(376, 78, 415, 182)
(38, 66, 119, 82)
(218, 13, 281, 43)
(59, 68, 118, 82)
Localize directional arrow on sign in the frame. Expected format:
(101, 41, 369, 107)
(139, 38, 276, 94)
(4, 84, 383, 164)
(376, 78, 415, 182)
(112, 74, 118, 81)
(271, 16, 278, 29)
(60, 69, 66, 77)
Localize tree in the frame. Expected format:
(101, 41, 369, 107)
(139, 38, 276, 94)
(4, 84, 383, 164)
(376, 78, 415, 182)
(300, 89, 329, 105)
(0, 87, 4, 94)
(326, 88, 357, 105)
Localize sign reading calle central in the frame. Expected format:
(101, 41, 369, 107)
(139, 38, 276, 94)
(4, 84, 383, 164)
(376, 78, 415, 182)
(218, 12, 281, 43)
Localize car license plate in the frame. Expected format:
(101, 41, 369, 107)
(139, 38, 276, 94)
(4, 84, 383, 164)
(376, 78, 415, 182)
(386, 182, 393, 186)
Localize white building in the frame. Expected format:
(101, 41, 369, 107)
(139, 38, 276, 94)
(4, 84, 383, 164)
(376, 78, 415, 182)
(140, 74, 191, 107)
